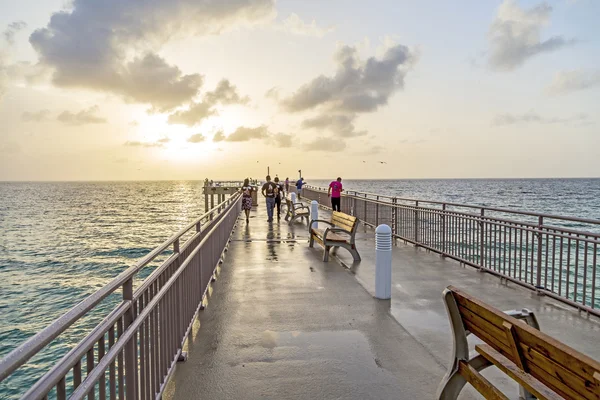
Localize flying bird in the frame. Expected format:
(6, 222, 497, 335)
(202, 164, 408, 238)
(378, 161, 387, 164)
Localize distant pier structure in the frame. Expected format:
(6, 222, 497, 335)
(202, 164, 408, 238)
(203, 179, 257, 211)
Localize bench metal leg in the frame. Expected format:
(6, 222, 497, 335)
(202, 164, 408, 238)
(348, 245, 361, 262)
(323, 246, 330, 262)
(309, 235, 314, 248)
(437, 288, 471, 400)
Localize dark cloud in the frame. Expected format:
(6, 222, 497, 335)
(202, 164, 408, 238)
(168, 79, 249, 126)
(488, 1, 575, 71)
(303, 137, 346, 152)
(187, 133, 205, 143)
(57, 105, 107, 126)
(270, 133, 293, 148)
(301, 114, 366, 138)
(124, 141, 164, 148)
(22, 109, 52, 122)
(492, 111, 589, 126)
(282, 43, 414, 113)
(4, 21, 27, 45)
(29, 0, 274, 110)
(547, 69, 600, 95)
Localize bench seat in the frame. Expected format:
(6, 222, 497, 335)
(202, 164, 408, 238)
(309, 211, 361, 262)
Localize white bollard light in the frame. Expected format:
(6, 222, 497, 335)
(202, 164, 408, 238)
(290, 192, 297, 204)
(311, 200, 319, 226)
(375, 224, 392, 299)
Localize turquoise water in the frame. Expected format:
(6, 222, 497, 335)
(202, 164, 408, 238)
(1, 178, 600, 398)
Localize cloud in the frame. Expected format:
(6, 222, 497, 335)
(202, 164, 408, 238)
(265, 86, 280, 100)
(157, 137, 170, 143)
(4, 21, 27, 45)
(213, 130, 225, 142)
(282, 43, 415, 113)
(29, 0, 274, 110)
(57, 106, 107, 126)
(224, 125, 269, 142)
(301, 114, 367, 138)
(124, 140, 164, 148)
(270, 133, 293, 148)
(129, 121, 139, 127)
(280, 13, 334, 37)
(204, 79, 250, 105)
(187, 133, 205, 143)
(488, 1, 575, 71)
(22, 110, 52, 122)
(168, 79, 249, 126)
(168, 101, 216, 126)
(546, 69, 600, 95)
(303, 137, 346, 152)
(492, 111, 589, 126)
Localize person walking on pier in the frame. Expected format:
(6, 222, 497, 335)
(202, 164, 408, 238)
(285, 177, 290, 194)
(274, 177, 284, 220)
(261, 175, 278, 222)
(328, 177, 343, 212)
(296, 177, 305, 199)
(241, 178, 253, 223)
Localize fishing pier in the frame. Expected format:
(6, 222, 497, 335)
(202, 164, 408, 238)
(1, 183, 599, 399)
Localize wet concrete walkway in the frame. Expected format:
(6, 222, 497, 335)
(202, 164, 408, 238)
(164, 200, 600, 399)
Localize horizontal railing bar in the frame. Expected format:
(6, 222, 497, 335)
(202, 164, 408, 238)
(0, 192, 239, 383)
(22, 302, 131, 399)
(306, 185, 600, 226)
(70, 196, 238, 400)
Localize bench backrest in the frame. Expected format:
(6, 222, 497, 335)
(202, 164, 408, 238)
(331, 211, 358, 234)
(448, 286, 600, 400)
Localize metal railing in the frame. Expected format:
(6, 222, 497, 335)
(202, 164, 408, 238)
(302, 186, 600, 317)
(0, 192, 242, 399)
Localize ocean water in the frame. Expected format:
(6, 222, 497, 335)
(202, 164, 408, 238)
(1, 178, 600, 398)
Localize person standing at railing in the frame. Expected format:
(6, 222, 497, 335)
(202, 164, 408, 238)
(262, 175, 278, 223)
(274, 177, 284, 220)
(242, 178, 253, 223)
(285, 177, 290, 194)
(328, 177, 343, 211)
(296, 177, 305, 199)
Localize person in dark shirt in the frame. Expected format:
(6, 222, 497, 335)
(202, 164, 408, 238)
(261, 175, 278, 222)
(296, 177, 305, 199)
(274, 177, 285, 219)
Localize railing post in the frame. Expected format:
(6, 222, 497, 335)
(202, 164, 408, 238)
(479, 209, 485, 269)
(391, 197, 398, 246)
(536, 216, 543, 290)
(123, 278, 137, 399)
(376, 196, 380, 226)
(174, 238, 180, 254)
(196, 221, 201, 233)
(414, 201, 419, 245)
(363, 193, 368, 223)
(441, 204, 447, 255)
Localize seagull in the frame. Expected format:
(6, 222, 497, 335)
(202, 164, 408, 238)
(362, 161, 366, 163)
(378, 161, 387, 164)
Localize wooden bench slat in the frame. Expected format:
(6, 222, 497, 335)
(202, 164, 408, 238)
(332, 211, 356, 223)
(462, 319, 513, 359)
(311, 228, 349, 242)
(476, 344, 564, 400)
(519, 343, 600, 400)
(458, 360, 509, 400)
(457, 305, 509, 346)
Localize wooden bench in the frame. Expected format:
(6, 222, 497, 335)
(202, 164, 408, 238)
(309, 211, 361, 262)
(284, 194, 310, 225)
(437, 286, 600, 400)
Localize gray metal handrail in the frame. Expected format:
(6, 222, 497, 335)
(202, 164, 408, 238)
(0, 191, 242, 399)
(303, 186, 600, 317)
(305, 185, 600, 227)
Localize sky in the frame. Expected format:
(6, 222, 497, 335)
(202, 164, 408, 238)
(0, 0, 599, 181)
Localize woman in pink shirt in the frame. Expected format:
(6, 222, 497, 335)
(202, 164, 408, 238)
(328, 177, 343, 212)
